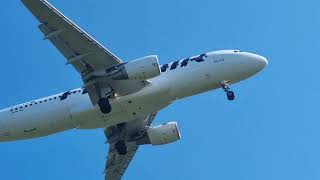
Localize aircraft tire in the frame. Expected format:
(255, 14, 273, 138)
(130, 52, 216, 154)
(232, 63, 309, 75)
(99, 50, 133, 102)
(227, 91, 235, 101)
(98, 98, 112, 114)
(115, 140, 127, 155)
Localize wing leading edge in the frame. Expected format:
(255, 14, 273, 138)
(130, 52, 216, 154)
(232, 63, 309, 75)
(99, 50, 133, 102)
(21, 0, 122, 76)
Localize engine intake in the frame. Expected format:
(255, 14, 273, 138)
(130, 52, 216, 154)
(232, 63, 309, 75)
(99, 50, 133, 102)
(112, 55, 161, 80)
(137, 122, 181, 146)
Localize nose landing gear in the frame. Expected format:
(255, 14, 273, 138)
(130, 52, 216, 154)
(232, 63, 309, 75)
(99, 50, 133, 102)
(221, 81, 235, 101)
(226, 91, 235, 101)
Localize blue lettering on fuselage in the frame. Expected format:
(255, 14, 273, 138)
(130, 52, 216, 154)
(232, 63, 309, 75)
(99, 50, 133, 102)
(9, 89, 86, 113)
(160, 53, 206, 73)
(181, 58, 189, 67)
(190, 54, 206, 62)
(161, 64, 169, 72)
(170, 61, 179, 70)
(60, 91, 70, 100)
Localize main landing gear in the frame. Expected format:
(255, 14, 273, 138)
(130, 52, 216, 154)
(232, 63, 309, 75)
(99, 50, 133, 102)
(115, 123, 127, 155)
(98, 98, 112, 114)
(98, 88, 115, 114)
(221, 81, 235, 101)
(115, 140, 127, 155)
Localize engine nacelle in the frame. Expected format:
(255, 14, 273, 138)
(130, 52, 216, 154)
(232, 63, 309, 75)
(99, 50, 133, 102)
(137, 122, 181, 146)
(112, 55, 161, 80)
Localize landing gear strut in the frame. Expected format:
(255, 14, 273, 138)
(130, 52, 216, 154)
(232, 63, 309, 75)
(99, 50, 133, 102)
(98, 88, 115, 114)
(221, 81, 235, 101)
(98, 98, 112, 114)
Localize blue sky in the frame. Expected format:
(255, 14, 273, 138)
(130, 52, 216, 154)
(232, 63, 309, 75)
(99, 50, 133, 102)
(0, 0, 319, 179)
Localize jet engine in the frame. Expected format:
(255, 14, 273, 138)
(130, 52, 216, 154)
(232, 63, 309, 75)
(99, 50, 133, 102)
(112, 55, 161, 80)
(137, 122, 181, 146)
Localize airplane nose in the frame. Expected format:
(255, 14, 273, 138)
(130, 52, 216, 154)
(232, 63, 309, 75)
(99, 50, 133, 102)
(247, 53, 268, 72)
(255, 55, 268, 70)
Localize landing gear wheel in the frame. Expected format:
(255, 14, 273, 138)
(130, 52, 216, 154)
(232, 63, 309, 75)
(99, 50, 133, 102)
(221, 81, 235, 101)
(115, 140, 127, 155)
(98, 98, 112, 114)
(227, 91, 235, 101)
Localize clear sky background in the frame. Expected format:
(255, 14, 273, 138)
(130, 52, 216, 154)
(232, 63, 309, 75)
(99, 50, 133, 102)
(0, 0, 319, 179)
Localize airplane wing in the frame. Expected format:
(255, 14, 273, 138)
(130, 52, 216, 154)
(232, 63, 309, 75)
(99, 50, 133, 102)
(22, 0, 147, 104)
(105, 141, 138, 180)
(104, 113, 157, 180)
(21, 0, 122, 74)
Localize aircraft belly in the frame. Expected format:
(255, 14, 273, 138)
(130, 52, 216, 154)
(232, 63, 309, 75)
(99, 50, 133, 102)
(115, 78, 173, 122)
(77, 78, 173, 129)
(171, 61, 239, 99)
(76, 102, 170, 130)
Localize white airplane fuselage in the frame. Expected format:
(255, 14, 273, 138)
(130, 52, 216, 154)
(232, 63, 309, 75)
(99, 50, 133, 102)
(0, 50, 267, 142)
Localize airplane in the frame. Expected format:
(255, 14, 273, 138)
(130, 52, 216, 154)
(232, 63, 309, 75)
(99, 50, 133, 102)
(0, 0, 268, 179)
